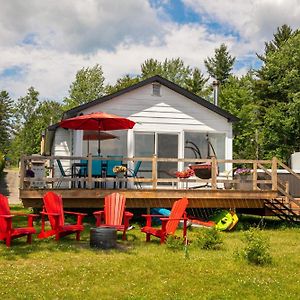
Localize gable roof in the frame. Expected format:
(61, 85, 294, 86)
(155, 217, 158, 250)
(63, 75, 238, 122)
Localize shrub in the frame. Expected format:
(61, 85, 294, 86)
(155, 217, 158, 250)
(165, 235, 185, 251)
(240, 227, 272, 265)
(195, 228, 223, 250)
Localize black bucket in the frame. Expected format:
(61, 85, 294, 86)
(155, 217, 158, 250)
(90, 227, 117, 249)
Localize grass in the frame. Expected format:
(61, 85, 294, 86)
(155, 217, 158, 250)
(1, 208, 300, 299)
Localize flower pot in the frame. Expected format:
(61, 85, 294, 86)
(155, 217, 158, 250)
(235, 174, 253, 190)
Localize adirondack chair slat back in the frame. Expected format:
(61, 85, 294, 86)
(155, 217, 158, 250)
(104, 193, 125, 225)
(0, 194, 10, 232)
(43, 192, 65, 227)
(166, 197, 188, 234)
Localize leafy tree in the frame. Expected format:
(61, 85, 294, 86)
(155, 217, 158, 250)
(141, 58, 191, 87)
(219, 74, 261, 159)
(204, 43, 235, 84)
(140, 58, 210, 97)
(0, 90, 13, 154)
(255, 29, 300, 160)
(9, 87, 63, 164)
(105, 74, 140, 94)
(64, 64, 105, 110)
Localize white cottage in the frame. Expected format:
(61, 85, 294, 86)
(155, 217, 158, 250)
(46, 75, 238, 183)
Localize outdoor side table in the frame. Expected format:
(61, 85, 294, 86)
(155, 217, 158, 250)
(90, 227, 117, 249)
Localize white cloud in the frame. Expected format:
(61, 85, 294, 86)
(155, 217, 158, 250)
(1, 0, 300, 101)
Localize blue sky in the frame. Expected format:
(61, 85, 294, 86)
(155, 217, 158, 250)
(0, 0, 299, 100)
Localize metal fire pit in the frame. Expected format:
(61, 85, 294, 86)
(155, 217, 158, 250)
(90, 226, 117, 249)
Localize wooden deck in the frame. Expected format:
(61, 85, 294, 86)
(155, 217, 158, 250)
(19, 155, 298, 213)
(20, 188, 277, 209)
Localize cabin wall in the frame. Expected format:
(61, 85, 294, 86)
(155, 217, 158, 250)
(79, 84, 232, 162)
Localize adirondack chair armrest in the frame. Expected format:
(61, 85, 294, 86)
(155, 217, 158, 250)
(64, 211, 86, 225)
(141, 214, 163, 227)
(123, 211, 133, 227)
(124, 211, 133, 218)
(40, 212, 60, 216)
(0, 214, 13, 231)
(64, 211, 87, 216)
(0, 214, 14, 218)
(93, 210, 105, 227)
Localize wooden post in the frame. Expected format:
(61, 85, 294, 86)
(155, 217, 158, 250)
(19, 156, 25, 190)
(211, 157, 217, 190)
(87, 154, 92, 189)
(271, 157, 278, 191)
(152, 154, 157, 189)
(253, 162, 257, 190)
(285, 181, 289, 203)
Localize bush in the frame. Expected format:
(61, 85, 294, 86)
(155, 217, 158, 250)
(165, 235, 185, 251)
(240, 227, 272, 265)
(195, 228, 223, 250)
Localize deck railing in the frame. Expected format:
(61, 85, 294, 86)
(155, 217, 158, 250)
(19, 155, 280, 191)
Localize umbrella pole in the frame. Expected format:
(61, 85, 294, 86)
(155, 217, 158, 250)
(98, 129, 101, 156)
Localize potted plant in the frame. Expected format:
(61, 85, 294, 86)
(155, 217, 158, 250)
(234, 168, 252, 190)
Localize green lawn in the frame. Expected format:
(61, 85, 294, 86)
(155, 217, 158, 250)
(1, 209, 300, 299)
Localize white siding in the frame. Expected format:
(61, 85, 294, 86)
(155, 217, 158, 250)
(81, 84, 231, 134)
(53, 83, 234, 163)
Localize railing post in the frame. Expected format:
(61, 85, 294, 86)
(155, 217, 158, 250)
(271, 157, 278, 191)
(253, 162, 258, 190)
(152, 154, 157, 189)
(87, 154, 92, 189)
(211, 157, 217, 189)
(285, 181, 289, 203)
(19, 156, 25, 190)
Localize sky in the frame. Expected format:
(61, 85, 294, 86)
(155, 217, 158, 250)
(1, 0, 300, 101)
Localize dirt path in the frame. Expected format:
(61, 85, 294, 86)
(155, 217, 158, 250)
(0, 169, 21, 204)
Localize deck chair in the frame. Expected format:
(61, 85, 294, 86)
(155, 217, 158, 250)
(0, 193, 37, 247)
(126, 161, 142, 188)
(38, 191, 86, 241)
(93, 192, 133, 240)
(141, 197, 189, 244)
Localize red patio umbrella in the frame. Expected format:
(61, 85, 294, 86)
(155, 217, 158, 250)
(59, 112, 135, 155)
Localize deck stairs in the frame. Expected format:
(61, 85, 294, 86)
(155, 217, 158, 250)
(264, 161, 300, 224)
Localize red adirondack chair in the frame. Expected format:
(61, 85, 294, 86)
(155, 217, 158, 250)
(141, 197, 189, 244)
(38, 191, 86, 241)
(0, 193, 37, 247)
(93, 192, 133, 240)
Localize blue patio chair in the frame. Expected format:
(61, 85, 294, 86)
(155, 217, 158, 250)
(56, 159, 73, 188)
(126, 161, 142, 188)
(106, 156, 123, 188)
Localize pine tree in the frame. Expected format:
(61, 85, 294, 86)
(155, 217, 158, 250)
(204, 43, 235, 84)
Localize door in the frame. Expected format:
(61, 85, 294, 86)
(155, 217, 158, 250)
(157, 133, 179, 182)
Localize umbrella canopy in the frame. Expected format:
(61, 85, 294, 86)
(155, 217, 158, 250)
(60, 112, 135, 131)
(59, 112, 135, 155)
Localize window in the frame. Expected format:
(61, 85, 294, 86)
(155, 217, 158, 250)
(152, 83, 161, 96)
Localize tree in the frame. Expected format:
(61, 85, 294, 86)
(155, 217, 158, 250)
(184, 68, 209, 98)
(64, 64, 105, 110)
(257, 24, 295, 63)
(204, 43, 235, 84)
(141, 58, 191, 87)
(219, 73, 260, 159)
(8, 87, 63, 164)
(0, 90, 13, 154)
(140, 57, 209, 96)
(252, 27, 300, 161)
(105, 74, 140, 94)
